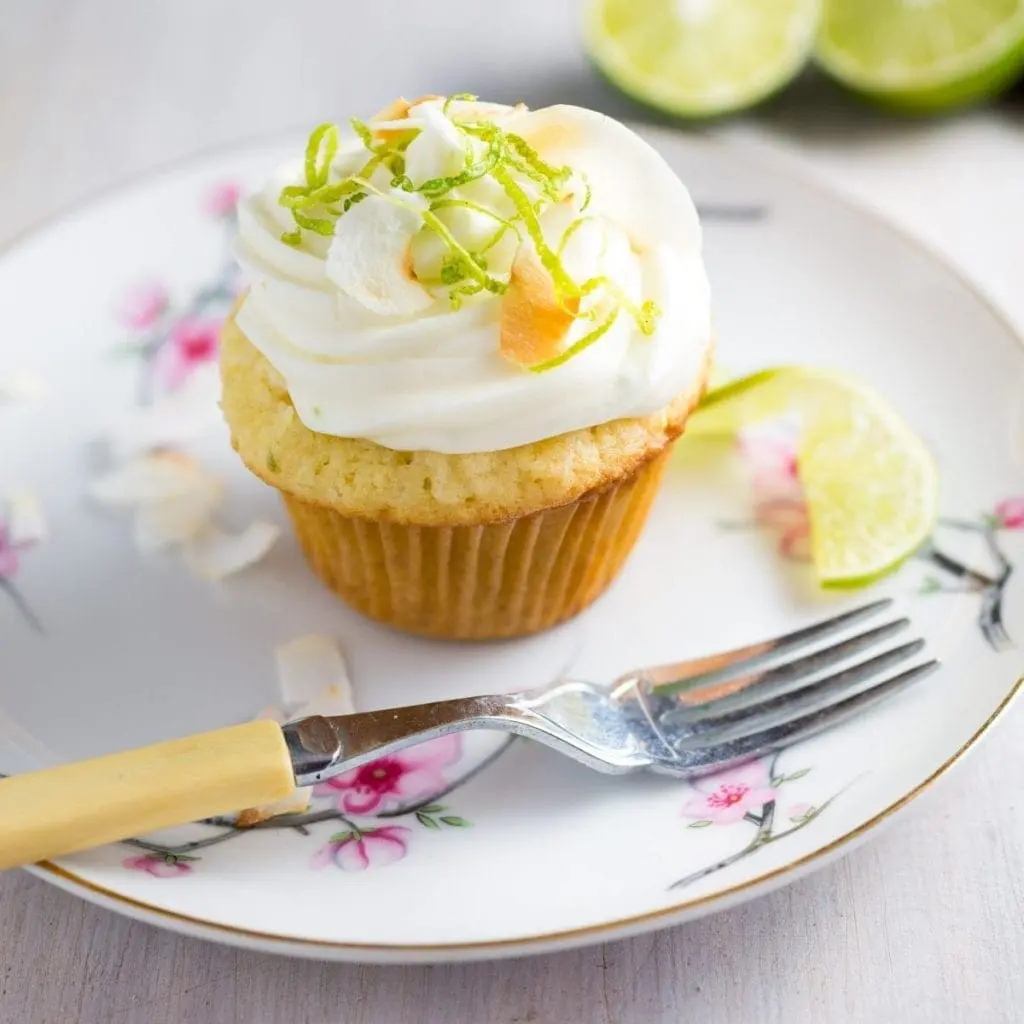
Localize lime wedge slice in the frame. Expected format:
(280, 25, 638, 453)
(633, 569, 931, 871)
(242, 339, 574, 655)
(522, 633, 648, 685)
(687, 368, 940, 587)
(583, 0, 821, 118)
(817, 0, 1024, 112)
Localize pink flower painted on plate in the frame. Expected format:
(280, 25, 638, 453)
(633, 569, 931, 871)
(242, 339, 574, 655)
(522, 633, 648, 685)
(738, 427, 812, 562)
(314, 734, 462, 815)
(312, 826, 412, 872)
(0, 524, 25, 579)
(681, 760, 780, 825)
(154, 316, 222, 391)
(122, 853, 193, 878)
(994, 497, 1024, 530)
(204, 181, 242, 218)
(116, 281, 170, 330)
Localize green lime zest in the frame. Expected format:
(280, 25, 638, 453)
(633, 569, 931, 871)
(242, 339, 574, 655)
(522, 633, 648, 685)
(391, 142, 499, 198)
(429, 196, 519, 233)
(448, 280, 485, 310)
(492, 163, 578, 301)
(578, 172, 593, 213)
(442, 92, 478, 115)
(504, 133, 572, 200)
(349, 117, 376, 152)
(304, 124, 339, 189)
(480, 221, 512, 254)
(419, 207, 505, 295)
(579, 276, 660, 335)
(530, 307, 620, 373)
(291, 210, 336, 236)
(276, 98, 663, 364)
(557, 215, 594, 257)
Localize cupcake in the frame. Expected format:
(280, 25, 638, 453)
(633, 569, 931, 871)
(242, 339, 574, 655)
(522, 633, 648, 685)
(221, 95, 713, 639)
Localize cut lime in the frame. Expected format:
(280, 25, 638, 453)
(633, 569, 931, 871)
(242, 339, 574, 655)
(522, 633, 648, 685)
(817, 0, 1024, 112)
(687, 368, 940, 588)
(583, 0, 821, 118)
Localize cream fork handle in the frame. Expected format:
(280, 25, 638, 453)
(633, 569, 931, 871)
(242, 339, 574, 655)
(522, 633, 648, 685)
(0, 721, 294, 870)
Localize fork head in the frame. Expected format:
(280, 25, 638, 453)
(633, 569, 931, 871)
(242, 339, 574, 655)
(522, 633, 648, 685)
(525, 600, 939, 779)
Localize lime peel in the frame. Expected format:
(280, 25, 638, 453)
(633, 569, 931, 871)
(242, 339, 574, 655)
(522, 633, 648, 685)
(583, 0, 821, 118)
(816, 0, 1024, 112)
(688, 367, 939, 588)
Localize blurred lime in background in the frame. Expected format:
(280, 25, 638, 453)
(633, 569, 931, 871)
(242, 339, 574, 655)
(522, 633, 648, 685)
(583, 0, 821, 117)
(585, 0, 1024, 117)
(817, 0, 1024, 112)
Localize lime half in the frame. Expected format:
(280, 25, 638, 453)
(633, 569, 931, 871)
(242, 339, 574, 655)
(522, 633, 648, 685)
(583, 0, 821, 118)
(688, 368, 940, 588)
(817, 0, 1024, 112)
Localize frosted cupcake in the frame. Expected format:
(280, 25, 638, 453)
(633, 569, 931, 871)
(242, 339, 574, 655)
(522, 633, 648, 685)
(221, 95, 713, 639)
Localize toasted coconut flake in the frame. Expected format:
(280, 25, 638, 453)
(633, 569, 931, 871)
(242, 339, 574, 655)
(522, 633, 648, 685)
(6, 488, 46, 545)
(438, 99, 525, 122)
(103, 364, 222, 459)
(132, 472, 223, 551)
(0, 371, 44, 404)
(403, 103, 468, 186)
(236, 635, 356, 826)
(274, 634, 355, 717)
(89, 452, 203, 506)
(499, 241, 579, 368)
(325, 195, 434, 316)
(370, 96, 414, 123)
(370, 94, 442, 142)
(183, 521, 281, 581)
(236, 788, 312, 827)
(515, 118, 580, 156)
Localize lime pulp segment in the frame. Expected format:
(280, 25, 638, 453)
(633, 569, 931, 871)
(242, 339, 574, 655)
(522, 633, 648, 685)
(817, 0, 1024, 110)
(584, 0, 821, 117)
(687, 368, 940, 587)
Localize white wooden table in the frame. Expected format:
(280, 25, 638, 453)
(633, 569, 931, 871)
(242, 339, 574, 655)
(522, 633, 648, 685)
(1, 3, 1022, 1021)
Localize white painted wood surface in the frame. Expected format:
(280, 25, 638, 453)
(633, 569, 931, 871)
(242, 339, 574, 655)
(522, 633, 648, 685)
(0, 2, 1022, 1021)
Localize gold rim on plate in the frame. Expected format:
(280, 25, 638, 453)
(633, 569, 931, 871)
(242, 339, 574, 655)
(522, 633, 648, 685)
(3, 126, 1021, 958)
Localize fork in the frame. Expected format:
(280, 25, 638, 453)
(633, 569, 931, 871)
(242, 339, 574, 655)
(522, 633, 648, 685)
(0, 599, 936, 870)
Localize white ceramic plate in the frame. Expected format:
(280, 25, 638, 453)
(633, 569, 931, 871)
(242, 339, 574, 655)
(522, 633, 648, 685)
(1, 129, 1021, 963)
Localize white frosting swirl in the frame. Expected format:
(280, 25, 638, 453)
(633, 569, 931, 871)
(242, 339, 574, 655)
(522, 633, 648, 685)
(234, 101, 712, 454)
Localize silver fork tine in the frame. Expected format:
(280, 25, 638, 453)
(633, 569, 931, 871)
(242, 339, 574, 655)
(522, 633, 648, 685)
(665, 640, 927, 749)
(663, 619, 912, 716)
(669, 660, 941, 776)
(643, 598, 895, 690)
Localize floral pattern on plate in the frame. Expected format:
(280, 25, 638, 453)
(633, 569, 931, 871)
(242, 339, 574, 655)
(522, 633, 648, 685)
(0, 494, 43, 633)
(114, 180, 241, 404)
(673, 755, 843, 891)
(120, 734, 481, 877)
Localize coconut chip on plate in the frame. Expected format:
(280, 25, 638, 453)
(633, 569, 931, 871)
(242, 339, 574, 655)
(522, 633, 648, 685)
(183, 521, 281, 581)
(236, 635, 356, 827)
(89, 451, 224, 550)
(88, 451, 210, 506)
(0, 371, 44, 405)
(101, 364, 222, 461)
(89, 450, 279, 574)
(6, 488, 47, 546)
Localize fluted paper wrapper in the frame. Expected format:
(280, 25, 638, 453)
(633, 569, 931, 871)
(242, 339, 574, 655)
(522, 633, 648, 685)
(282, 447, 671, 640)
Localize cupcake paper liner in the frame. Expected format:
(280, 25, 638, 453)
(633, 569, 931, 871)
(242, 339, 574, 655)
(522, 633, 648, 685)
(282, 445, 672, 640)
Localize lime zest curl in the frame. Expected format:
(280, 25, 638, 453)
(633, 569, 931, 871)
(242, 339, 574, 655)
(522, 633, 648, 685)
(304, 123, 339, 189)
(276, 96, 662, 365)
(442, 92, 478, 116)
(530, 308, 620, 373)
